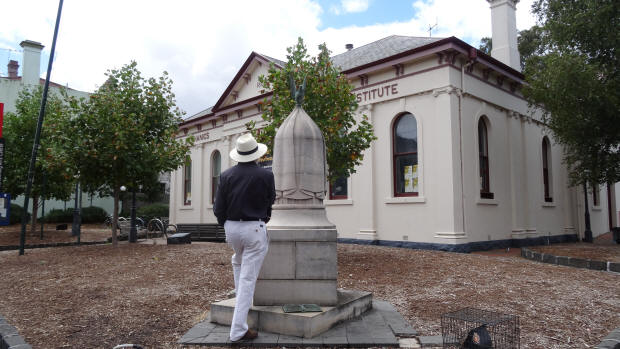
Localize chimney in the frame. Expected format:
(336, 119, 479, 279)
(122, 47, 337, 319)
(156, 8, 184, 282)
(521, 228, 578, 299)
(487, 0, 521, 71)
(7, 60, 19, 78)
(19, 40, 45, 85)
(345, 43, 353, 51)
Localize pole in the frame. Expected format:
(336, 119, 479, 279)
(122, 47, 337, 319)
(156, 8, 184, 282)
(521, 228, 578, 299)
(19, 0, 64, 255)
(40, 170, 46, 240)
(583, 182, 593, 243)
(77, 184, 82, 244)
(71, 180, 80, 236)
(129, 188, 137, 242)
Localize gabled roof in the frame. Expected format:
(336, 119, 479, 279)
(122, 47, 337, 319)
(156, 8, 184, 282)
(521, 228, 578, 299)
(211, 52, 284, 112)
(332, 35, 443, 72)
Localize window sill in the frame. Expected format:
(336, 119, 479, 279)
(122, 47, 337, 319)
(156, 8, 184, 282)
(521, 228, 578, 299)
(592, 205, 602, 211)
(179, 205, 194, 210)
(384, 196, 426, 204)
(476, 198, 498, 205)
(542, 201, 555, 207)
(324, 199, 353, 206)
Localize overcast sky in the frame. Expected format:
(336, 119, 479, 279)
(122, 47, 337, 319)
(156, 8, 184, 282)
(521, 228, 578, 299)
(0, 0, 536, 117)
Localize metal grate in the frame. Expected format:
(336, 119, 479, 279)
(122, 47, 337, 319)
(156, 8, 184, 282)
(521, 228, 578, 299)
(441, 307, 519, 348)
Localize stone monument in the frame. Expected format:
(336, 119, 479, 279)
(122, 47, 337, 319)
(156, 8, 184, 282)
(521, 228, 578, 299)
(209, 75, 372, 338)
(253, 76, 338, 306)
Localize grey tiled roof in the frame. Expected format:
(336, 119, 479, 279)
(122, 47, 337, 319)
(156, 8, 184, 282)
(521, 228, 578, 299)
(331, 35, 443, 71)
(258, 53, 286, 68)
(184, 106, 212, 121)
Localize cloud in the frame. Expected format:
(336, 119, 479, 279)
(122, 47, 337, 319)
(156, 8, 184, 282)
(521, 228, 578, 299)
(1, 0, 536, 116)
(341, 0, 370, 13)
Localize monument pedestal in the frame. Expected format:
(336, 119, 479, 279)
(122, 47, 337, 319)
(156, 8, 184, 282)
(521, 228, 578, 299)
(210, 289, 372, 338)
(255, 207, 338, 306)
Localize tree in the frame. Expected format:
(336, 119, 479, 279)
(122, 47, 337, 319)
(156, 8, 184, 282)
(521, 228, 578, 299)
(3, 86, 73, 232)
(247, 38, 376, 182)
(522, 0, 619, 186)
(478, 26, 544, 70)
(49, 61, 193, 245)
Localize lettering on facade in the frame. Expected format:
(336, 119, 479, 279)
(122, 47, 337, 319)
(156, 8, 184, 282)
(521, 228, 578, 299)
(195, 132, 210, 141)
(355, 83, 398, 103)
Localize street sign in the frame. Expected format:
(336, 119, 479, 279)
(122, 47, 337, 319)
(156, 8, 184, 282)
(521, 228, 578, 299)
(0, 193, 10, 226)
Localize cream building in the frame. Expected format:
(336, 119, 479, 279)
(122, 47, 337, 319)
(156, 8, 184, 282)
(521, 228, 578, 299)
(170, 0, 618, 251)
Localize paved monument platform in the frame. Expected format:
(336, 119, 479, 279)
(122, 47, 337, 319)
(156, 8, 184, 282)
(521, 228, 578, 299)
(178, 299, 418, 347)
(211, 289, 372, 338)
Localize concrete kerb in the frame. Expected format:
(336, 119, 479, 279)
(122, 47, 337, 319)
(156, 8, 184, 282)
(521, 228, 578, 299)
(0, 313, 32, 349)
(0, 240, 108, 252)
(520, 247, 619, 273)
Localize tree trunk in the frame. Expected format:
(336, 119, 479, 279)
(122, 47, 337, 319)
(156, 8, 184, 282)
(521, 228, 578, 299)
(30, 196, 39, 234)
(111, 187, 119, 246)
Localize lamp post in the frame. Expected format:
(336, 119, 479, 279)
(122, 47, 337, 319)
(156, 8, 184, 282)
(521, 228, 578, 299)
(129, 185, 139, 243)
(71, 172, 81, 238)
(583, 182, 593, 243)
(120, 185, 139, 243)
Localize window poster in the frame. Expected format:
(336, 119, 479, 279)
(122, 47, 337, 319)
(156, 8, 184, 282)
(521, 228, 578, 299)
(403, 164, 419, 193)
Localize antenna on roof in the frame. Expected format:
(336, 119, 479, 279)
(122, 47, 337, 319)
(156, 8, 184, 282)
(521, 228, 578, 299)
(428, 18, 438, 37)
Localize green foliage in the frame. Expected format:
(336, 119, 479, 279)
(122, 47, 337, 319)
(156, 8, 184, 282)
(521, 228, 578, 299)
(478, 37, 492, 55)
(137, 203, 169, 221)
(47, 61, 193, 244)
(81, 206, 108, 223)
(9, 204, 31, 225)
(44, 208, 73, 223)
(247, 38, 376, 181)
(523, 0, 620, 185)
(2, 86, 74, 201)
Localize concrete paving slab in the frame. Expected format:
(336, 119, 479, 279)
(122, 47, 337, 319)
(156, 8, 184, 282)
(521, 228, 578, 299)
(278, 334, 304, 346)
(399, 337, 422, 348)
(419, 335, 443, 347)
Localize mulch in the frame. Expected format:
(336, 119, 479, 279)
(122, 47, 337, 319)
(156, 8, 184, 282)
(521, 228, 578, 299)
(0, 224, 618, 348)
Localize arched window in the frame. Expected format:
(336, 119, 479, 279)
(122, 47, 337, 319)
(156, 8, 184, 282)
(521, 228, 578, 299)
(393, 113, 419, 196)
(183, 156, 192, 205)
(478, 117, 493, 199)
(211, 151, 221, 204)
(542, 137, 553, 202)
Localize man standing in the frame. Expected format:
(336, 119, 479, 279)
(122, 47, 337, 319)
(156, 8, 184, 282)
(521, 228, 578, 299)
(213, 133, 275, 342)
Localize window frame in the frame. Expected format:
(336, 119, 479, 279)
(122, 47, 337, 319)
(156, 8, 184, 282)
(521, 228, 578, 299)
(392, 113, 419, 197)
(478, 117, 494, 199)
(542, 137, 553, 202)
(183, 157, 192, 206)
(592, 183, 600, 207)
(211, 150, 221, 204)
(329, 175, 348, 200)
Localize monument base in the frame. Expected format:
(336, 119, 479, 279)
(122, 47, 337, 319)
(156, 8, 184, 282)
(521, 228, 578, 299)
(210, 289, 372, 338)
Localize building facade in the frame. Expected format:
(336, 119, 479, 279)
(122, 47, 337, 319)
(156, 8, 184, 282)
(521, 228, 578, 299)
(170, 0, 618, 251)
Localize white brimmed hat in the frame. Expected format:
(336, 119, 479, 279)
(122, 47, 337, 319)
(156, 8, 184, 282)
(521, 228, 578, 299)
(230, 133, 268, 163)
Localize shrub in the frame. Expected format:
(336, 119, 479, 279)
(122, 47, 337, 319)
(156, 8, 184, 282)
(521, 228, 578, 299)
(137, 203, 169, 222)
(81, 206, 108, 224)
(9, 204, 31, 225)
(44, 208, 73, 223)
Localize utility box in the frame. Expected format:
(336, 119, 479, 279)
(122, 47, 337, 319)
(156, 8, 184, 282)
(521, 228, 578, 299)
(0, 193, 10, 226)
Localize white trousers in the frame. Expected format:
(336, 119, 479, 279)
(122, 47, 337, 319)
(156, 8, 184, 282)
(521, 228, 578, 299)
(224, 220, 269, 341)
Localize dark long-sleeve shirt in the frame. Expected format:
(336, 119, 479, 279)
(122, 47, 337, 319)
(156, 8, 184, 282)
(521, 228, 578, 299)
(213, 162, 276, 225)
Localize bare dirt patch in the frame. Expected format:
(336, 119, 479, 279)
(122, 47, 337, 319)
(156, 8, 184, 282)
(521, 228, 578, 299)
(0, 224, 617, 348)
(0, 223, 110, 246)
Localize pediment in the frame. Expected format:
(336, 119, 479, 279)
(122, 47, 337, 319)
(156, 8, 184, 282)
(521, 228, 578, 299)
(213, 52, 283, 111)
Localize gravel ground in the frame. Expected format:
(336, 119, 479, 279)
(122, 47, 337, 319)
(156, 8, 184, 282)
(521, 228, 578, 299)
(0, 225, 618, 348)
